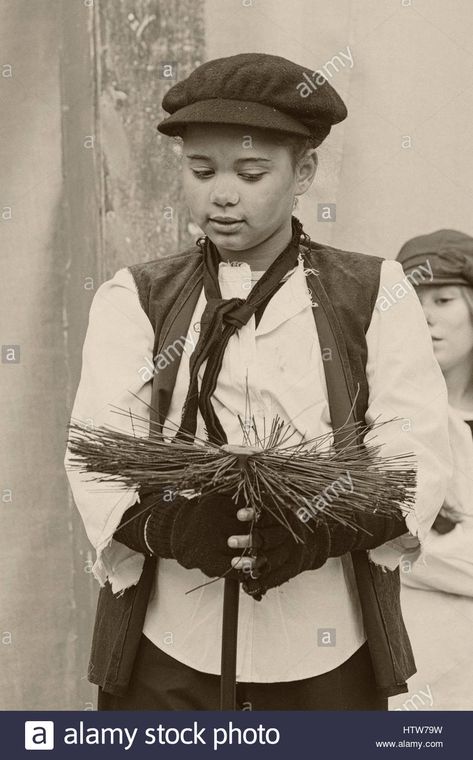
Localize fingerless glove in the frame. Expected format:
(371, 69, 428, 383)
(243, 502, 408, 600)
(114, 488, 250, 579)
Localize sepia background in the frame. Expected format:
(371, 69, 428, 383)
(1, 0, 472, 709)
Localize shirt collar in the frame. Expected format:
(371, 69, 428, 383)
(218, 258, 312, 335)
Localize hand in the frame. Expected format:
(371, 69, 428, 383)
(227, 506, 258, 575)
(431, 501, 463, 535)
(169, 492, 255, 579)
(234, 507, 330, 600)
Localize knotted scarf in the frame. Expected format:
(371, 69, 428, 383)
(175, 215, 308, 446)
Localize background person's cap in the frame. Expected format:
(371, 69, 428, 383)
(156, 52, 348, 147)
(397, 229, 473, 287)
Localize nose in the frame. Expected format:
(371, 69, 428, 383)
(209, 177, 239, 206)
(422, 307, 438, 336)
(417, 293, 433, 324)
(420, 302, 435, 326)
(422, 306, 432, 324)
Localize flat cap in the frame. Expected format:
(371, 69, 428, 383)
(157, 52, 347, 147)
(397, 229, 473, 287)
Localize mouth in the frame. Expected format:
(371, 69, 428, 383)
(208, 217, 244, 232)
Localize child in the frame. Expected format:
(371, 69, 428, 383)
(65, 53, 452, 711)
(397, 230, 473, 595)
(393, 230, 473, 708)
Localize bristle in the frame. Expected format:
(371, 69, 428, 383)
(66, 409, 417, 539)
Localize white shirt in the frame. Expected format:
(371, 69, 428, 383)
(401, 405, 473, 597)
(64, 255, 452, 681)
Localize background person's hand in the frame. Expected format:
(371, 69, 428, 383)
(432, 501, 463, 534)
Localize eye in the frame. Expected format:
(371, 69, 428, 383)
(239, 173, 265, 182)
(191, 169, 214, 179)
(435, 298, 453, 305)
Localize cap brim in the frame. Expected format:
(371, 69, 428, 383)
(411, 276, 471, 287)
(397, 252, 473, 287)
(400, 262, 471, 287)
(157, 98, 312, 138)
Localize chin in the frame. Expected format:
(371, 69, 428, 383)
(207, 232, 252, 251)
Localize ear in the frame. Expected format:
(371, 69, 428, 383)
(294, 149, 318, 196)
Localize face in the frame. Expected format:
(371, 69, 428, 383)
(416, 284, 473, 371)
(180, 123, 316, 255)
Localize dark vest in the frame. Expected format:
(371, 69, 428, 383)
(87, 241, 416, 698)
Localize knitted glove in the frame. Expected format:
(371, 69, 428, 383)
(242, 508, 330, 600)
(243, 501, 408, 600)
(114, 487, 250, 580)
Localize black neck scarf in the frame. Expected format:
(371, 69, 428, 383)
(176, 215, 308, 446)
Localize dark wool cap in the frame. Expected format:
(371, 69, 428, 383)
(156, 52, 348, 147)
(397, 229, 473, 287)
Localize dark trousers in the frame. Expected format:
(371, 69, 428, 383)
(97, 634, 387, 711)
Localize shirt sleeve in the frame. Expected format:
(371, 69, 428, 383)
(401, 403, 473, 593)
(63, 267, 155, 595)
(363, 259, 453, 571)
(400, 521, 473, 595)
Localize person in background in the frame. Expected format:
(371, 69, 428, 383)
(397, 229, 473, 596)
